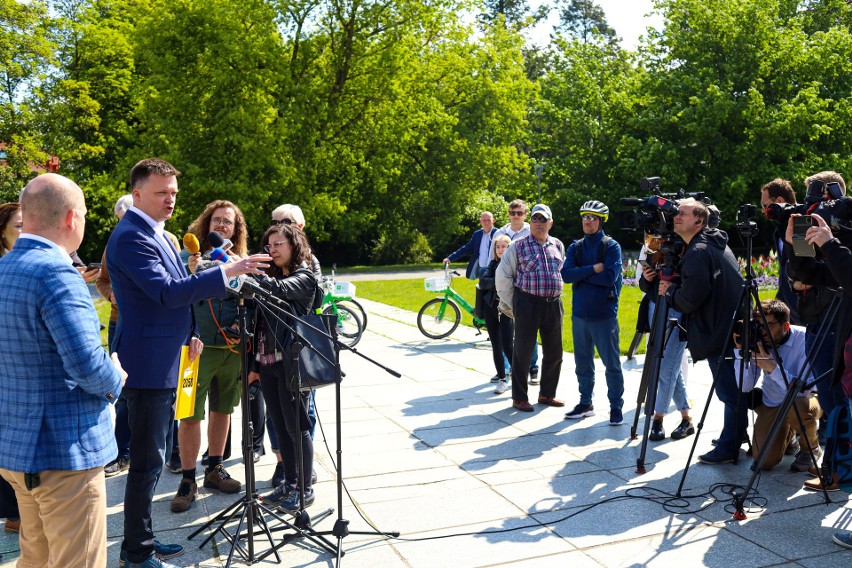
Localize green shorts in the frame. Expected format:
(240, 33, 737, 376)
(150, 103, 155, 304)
(185, 347, 242, 421)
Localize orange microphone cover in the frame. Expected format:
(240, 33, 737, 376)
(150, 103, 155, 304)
(183, 233, 200, 254)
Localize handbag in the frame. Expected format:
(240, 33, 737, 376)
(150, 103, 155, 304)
(291, 313, 338, 391)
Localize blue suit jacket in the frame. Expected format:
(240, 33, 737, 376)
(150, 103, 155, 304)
(106, 210, 226, 389)
(447, 228, 494, 279)
(0, 238, 123, 472)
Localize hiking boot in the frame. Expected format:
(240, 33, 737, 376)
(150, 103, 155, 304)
(649, 418, 665, 441)
(791, 447, 822, 473)
(565, 404, 595, 420)
(671, 418, 695, 440)
(170, 479, 197, 513)
(104, 456, 130, 478)
(204, 464, 241, 493)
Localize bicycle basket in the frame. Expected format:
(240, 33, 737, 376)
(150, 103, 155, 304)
(424, 276, 449, 292)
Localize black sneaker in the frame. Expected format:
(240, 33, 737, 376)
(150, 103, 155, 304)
(671, 418, 695, 440)
(529, 367, 540, 385)
(263, 483, 293, 506)
(609, 408, 623, 426)
(279, 488, 315, 513)
(649, 419, 665, 441)
(564, 404, 595, 420)
(166, 453, 182, 474)
(698, 448, 736, 465)
(105, 456, 130, 478)
(270, 462, 285, 488)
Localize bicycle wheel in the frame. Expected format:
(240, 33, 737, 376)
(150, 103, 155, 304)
(337, 299, 368, 331)
(417, 298, 461, 339)
(323, 303, 363, 347)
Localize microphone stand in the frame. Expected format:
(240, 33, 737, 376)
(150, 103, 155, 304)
(187, 292, 335, 566)
(250, 286, 400, 566)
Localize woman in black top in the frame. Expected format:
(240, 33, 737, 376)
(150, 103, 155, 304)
(479, 234, 514, 394)
(249, 223, 321, 513)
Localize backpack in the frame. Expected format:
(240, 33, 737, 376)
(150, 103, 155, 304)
(823, 398, 852, 491)
(575, 235, 621, 301)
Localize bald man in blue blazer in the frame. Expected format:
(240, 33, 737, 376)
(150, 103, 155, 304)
(107, 158, 269, 568)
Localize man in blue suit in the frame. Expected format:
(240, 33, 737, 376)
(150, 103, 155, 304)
(0, 173, 126, 567)
(107, 158, 269, 568)
(442, 211, 495, 279)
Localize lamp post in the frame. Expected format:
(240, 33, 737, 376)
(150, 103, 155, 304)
(534, 164, 544, 204)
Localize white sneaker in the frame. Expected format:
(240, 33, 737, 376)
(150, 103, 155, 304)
(494, 380, 508, 394)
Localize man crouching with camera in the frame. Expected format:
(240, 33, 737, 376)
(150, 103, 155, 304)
(734, 300, 820, 472)
(658, 198, 746, 465)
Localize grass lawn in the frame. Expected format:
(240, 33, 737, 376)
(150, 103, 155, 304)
(356, 277, 777, 355)
(95, 297, 111, 348)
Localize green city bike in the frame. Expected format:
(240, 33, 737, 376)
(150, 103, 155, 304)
(320, 266, 367, 347)
(417, 263, 485, 339)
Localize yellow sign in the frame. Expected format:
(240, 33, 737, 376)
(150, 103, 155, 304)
(174, 346, 200, 420)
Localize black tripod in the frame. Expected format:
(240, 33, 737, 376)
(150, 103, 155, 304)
(731, 288, 844, 518)
(188, 292, 335, 566)
(250, 288, 400, 566)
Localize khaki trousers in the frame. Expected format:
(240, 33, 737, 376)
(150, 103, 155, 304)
(0, 467, 107, 568)
(752, 395, 822, 471)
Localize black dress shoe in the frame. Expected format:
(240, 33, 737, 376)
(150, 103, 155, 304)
(649, 419, 665, 441)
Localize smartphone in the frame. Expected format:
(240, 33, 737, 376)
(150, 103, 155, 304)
(638, 259, 653, 271)
(86, 262, 102, 271)
(791, 215, 816, 257)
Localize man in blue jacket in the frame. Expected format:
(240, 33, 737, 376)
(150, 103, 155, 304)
(443, 211, 495, 279)
(562, 200, 626, 425)
(107, 158, 269, 568)
(0, 173, 126, 567)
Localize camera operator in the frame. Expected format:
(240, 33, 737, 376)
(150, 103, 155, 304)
(658, 198, 746, 465)
(734, 300, 820, 472)
(786, 172, 848, 424)
(759, 179, 800, 324)
(789, 211, 852, 549)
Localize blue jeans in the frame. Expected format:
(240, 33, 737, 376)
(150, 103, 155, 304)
(502, 340, 538, 375)
(708, 350, 748, 456)
(806, 326, 842, 417)
(122, 388, 176, 564)
(573, 316, 624, 410)
(648, 302, 690, 415)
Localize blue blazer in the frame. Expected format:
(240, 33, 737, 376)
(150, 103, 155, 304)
(106, 210, 226, 389)
(447, 228, 494, 279)
(0, 238, 123, 472)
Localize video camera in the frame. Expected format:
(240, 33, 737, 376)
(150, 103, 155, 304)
(619, 177, 713, 235)
(764, 178, 852, 233)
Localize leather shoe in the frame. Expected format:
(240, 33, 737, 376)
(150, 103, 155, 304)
(804, 472, 839, 492)
(512, 400, 534, 412)
(4, 518, 19, 533)
(537, 396, 565, 407)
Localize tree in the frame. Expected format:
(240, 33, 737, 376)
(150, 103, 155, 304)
(553, 0, 617, 45)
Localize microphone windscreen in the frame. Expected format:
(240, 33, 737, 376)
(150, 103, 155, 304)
(210, 247, 230, 263)
(207, 231, 226, 248)
(183, 234, 200, 254)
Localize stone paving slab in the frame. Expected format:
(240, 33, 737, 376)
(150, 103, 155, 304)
(2, 295, 852, 567)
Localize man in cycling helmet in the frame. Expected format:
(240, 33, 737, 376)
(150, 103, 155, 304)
(562, 200, 626, 425)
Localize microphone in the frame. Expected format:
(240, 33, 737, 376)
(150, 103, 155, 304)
(226, 274, 279, 303)
(210, 247, 231, 263)
(183, 234, 200, 254)
(208, 231, 233, 252)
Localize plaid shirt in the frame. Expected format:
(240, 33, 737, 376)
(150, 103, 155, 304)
(514, 235, 565, 298)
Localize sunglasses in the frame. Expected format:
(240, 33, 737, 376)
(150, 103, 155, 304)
(508, 210, 525, 217)
(581, 214, 599, 221)
(270, 218, 294, 226)
(530, 215, 548, 223)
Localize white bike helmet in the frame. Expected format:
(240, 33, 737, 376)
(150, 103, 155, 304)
(580, 200, 609, 222)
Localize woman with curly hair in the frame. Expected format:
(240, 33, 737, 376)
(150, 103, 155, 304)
(0, 202, 22, 257)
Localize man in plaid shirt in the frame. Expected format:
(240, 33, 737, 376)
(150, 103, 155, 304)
(496, 203, 566, 412)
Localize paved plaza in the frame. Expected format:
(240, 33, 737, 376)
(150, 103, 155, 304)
(1, 297, 851, 567)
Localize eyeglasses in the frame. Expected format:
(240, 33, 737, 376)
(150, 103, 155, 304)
(764, 320, 783, 328)
(263, 240, 287, 253)
(211, 217, 235, 227)
(581, 214, 599, 221)
(508, 210, 525, 217)
(530, 215, 548, 223)
(270, 218, 294, 226)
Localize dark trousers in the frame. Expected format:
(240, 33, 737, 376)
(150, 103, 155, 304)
(260, 362, 313, 489)
(483, 301, 513, 379)
(709, 350, 748, 456)
(511, 291, 564, 402)
(122, 388, 176, 564)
